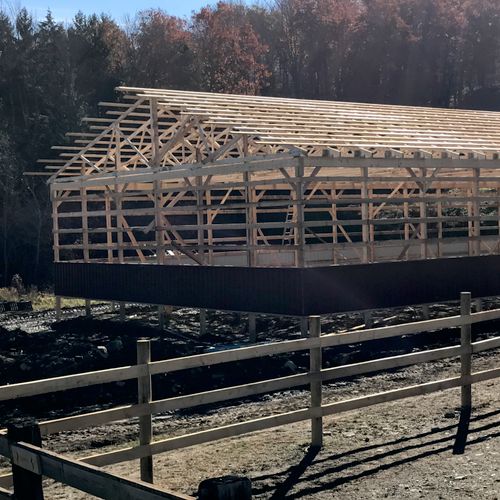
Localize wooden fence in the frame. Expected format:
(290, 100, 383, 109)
(0, 292, 499, 496)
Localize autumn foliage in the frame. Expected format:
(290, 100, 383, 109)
(193, 3, 269, 94)
(2, 0, 500, 284)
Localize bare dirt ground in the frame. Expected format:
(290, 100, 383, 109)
(1, 304, 499, 499)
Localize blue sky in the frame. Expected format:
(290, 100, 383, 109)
(0, 1, 227, 22)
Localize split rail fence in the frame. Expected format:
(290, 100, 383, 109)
(0, 292, 499, 496)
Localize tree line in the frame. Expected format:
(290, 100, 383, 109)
(1, 0, 500, 286)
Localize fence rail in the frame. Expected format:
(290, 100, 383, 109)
(0, 292, 499, 491)
(0, 438, 192, 500)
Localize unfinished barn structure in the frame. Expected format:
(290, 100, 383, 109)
(42, 87, 500, 317)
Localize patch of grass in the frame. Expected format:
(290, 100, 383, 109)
(0, 287, 18, 302)
(0, 287, 89, 311)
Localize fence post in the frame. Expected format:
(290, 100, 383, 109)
(158, 305, 165, 329)
(460, 292, 472, 413)
(474, 298, 482, 312)
(363, 311, 373, 329)
(300, 317, 308, 338)
(85, 299, 91, 318)
(119, 302, 126, 321)
(248, 313, 257, 343)
(309, 316, 323, 448)
(55, 296, 61, 321)
(137, 339, 153, 483)
(7, 421, 44, 500)
(200, 309, 207, 335)
(422, 304, 430, 320)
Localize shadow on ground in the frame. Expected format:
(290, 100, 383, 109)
(251, 408, 500, 498)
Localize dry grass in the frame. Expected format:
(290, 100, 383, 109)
(0, 287, 88, 311)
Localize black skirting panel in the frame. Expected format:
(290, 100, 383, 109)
(55, 255, 500, 316)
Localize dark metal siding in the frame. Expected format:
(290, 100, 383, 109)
(302, 255, 500, 314)
(55, 255, 500, 316)
(55, 263, 304, 315)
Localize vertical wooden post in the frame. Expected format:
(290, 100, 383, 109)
(436, 187, 443, 257)
(361, 166, 369, 263)
(80, 161, 90, 264)
(158, 305, 173, 328)
(158, 305, 165, 329)
(114, 124, 125, 265)
(403, 187, 410, 256)
(200, 309, 207, 335)
(330, 187, 338, 264)
(419, 168, 428, 259)
(85, 299, 91, 318)
(196, 174, 206, 265)
(309, 316, 323, 448)
(300, 317, 308, 338)
(105, 190, 114, 262)
(472, 168, 481, 256)
(460, 292, 472, 413)
(55, 296, 61, 321)
(206, 189, 214, 265)
(474, 298, 482, 313)
(295, 155, 305, 268)
(151, 99, 166, 266)
(7, 422, 44, 500)
(50, 186, 60, 263)
(422, 304, 430, 320)
(248, 313, 257, 343)
(119, 302, 126, 321)
(244, 170, 257, 267)
(137, 339, 153, 483)
(243, 136, 257, 269)
(363, 311, 373, 329)
(368, 186, 375, 262)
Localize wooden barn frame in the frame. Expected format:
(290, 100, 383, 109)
(38, 87, 500, 316)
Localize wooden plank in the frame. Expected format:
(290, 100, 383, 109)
(0, 486, 13, 499)
(472, 336, 500, 352)
(470, 308, 500, 324)
(321, 344, 462, 382)
(0, 365, 144, 401)
(10, 443, 192, 500)
(0, 476, 12, 490)
(323, 367, 499, 418)
(470, 366, 500, 383)
(321, 376, 464, 416)
(320, 315, 466, 350)
(149, 315, 463, 376)
(148, 337, 315, 375)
